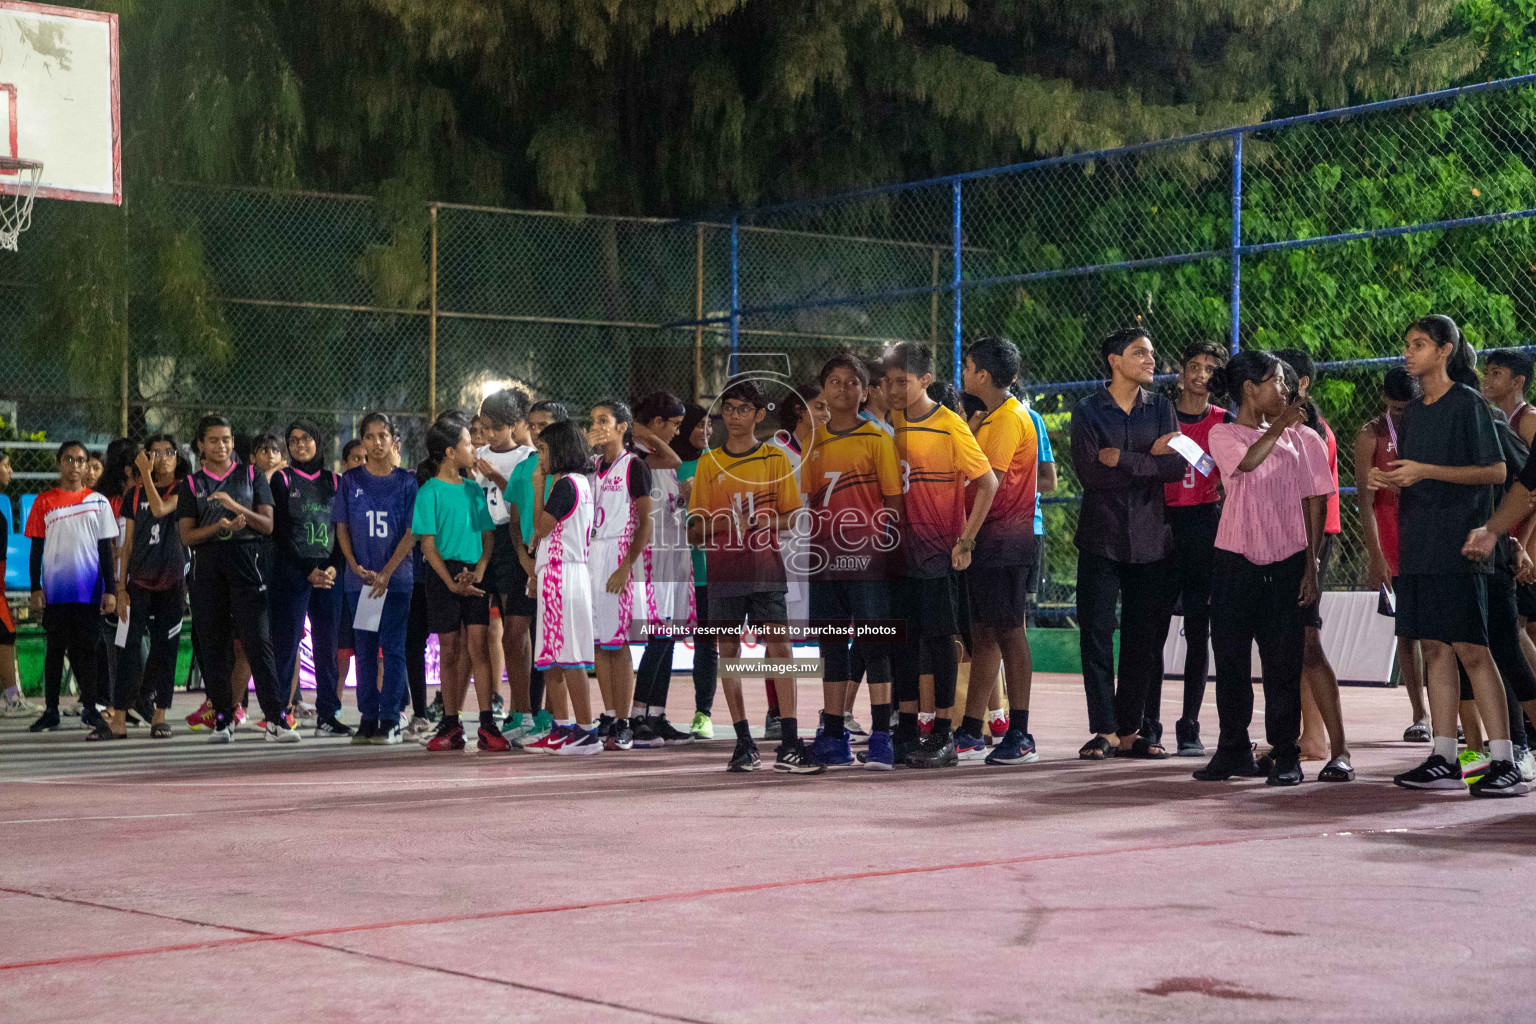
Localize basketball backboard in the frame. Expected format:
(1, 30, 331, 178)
(0, 0, 120, 205)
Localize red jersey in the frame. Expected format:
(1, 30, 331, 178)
(1367, 415, 1400, 576)
(1164, 405, 1228, 507)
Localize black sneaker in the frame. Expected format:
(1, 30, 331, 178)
(727, 739, 761, 772)
(314, 715, 353, 737)
(891, 731, 920, 767)
(774, 741, 826, 774)
(652, 716, 694, 745)
(763, 711, 783, 741)
(596, 713, 616, 740)
(1469, 760, 1531, 798)
(1192, 749, 1263, 781)
(1175, 718, 1205, 758)
(350, 719, 378, 745)
(631, 719, 665, 749)
(1393, 754, 1467, 790)
(613, 718, 634, 751)
(907, 734, 959, 769)
(28, 709, 61, 733)
(426, 691, 444, 723)
(1266, 753, 1304, 786)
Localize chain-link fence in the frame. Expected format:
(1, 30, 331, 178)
(697, 73, 1536, 611)
(4, 75, 1536, 602)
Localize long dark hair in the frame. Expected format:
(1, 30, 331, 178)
(592, 398, 634, 451)
(1208, 349, 1285, 409)
(539, 419, 593, 476)
(1410, 314, 1476, 382)
(144, 433, 191, 482)
(778, 382, 822, 435)
(417, 418, 467, 485)
(97, 437, 141, 500)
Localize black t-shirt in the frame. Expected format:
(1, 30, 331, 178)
(270, 467, 340, 567)
(126, 483, 188, 591)
(176, 462, 274, 546)
(544, 476, 578, 520)
(598, 455, 653, 500)
(1397, 382, 1503, 576)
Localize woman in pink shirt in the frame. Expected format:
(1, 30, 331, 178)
(1191, 350, 1337, 786)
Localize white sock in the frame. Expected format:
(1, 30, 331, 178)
(1433, 736, 1457, 762)
(1490, 739, 1515, 764)
(630, 703, 646, 717)
(918, 712, 935, 725)
(577, 721, 593, 731)
(604, 708, 617, 720)
(648, 704, 666, 717)
(557, 717, 574, 728)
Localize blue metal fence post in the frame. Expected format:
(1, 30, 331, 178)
(951, 180, 962, 380)
(729, 214, 740, 376)
(1228, 133, 1243, 354)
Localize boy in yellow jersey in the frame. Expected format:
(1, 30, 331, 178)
(884, 342, 998, 768)
(956, 337, 1041, 765)
(688, 377, 822, 773)
(802, 354, 905, 769)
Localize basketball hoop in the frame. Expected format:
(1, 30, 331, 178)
(0, 155, 43, 251)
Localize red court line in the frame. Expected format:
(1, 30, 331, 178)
(0, 820, 1443, 972)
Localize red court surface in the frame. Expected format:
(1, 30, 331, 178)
(3, 673, 1533, 1023)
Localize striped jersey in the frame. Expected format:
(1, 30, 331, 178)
(891, 403, 993, 577)
(801, 419, 902, 578)
(25, 488, 118, 604)
(970, 396, 1038, 566)
(689, 441, 802, 591)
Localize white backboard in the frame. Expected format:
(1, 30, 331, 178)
(0, 1, 120, 204)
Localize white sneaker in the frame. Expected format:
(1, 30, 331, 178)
(294, 700, 318, 720)
(1518, 748, 1536, 784)
(264, 720, 301, 743)
(2, 695, 43, 717)
(373, 721, 403, 745)
(206, 723, 233, 744)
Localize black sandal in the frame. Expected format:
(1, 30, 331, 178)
(1078, 736, 1116, 760)
(1317, 757, 1355, 782)
(150, 722, 172, 739)
(1122, 736, 1170, 759)
(85, 723, 125, 741)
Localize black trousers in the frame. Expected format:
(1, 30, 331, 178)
(693, 585, 718, 715)
(189, 548, 286, 723)
(114, 583, 185, 711)
(1210, 549, 1305, 759)
(635, 636, 674, 709)
(43, 603, 100, 712)
(405, 577, 430, 717)
(1146, 503, 1220, 724)
(1077, 549, 1175, 736)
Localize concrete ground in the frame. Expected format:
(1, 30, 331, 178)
(2, 673, 1532, 1023)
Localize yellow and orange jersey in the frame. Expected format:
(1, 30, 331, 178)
(891, 403, 993, 577)
(970, 396, 1038, 565)
(689, 441, 802, 588)
(801, 420, 902, 578)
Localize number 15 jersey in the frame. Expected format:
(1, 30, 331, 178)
(331, 465, 419, 595)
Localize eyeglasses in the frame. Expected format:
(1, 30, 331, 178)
(59, 455, 88, 465)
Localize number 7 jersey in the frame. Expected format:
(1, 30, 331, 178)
(801, 420, 903, 579)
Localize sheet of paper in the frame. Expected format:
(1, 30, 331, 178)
(114, 615, 130, 648)
(353, 589, 386, 633)
(1166, 433, 1215, 476)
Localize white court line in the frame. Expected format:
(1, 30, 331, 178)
(4, 763, 726, 788)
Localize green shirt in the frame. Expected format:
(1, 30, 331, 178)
(411, 476, 494, 564)
(503, 456, 552, 548)
(677, 457, 705, 585)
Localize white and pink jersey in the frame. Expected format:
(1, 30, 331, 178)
(589, 451, 641, 648)
(535, 474, 595, 671)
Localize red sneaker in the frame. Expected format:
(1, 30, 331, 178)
(426, 723, 466, 751)
(186, 700, 214, 731)
(987, 710, 1008, 738)
(477, 726, 511, 752)
(525, 725, 569, 754)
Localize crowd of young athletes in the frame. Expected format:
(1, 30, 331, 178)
(2, 315, 1534, 793)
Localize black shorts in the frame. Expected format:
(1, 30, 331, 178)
(1395, 573, 1489, 647)
(337, 606, 355, 652)
(1025, 537, 1044, 600)
(966, 564, 1029, 630)
(484, 523, 536, 614)
(891, 573, 960, 639)
(424, 559, 491, 635)
(709, 588, 787, 630)
(1518, 580, 1536, 621)
(808, 578, 887, 624)
(1301, 533, 1336, 630)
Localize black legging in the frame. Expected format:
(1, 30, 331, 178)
(692, 585, 717, 716)
(42, 603, 100, 712)
(405, 577, 430, 717)
(634, 636, 674, 710)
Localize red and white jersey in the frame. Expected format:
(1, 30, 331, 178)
(25, 488, 119, 605)
(1165, 405, 1228, 508)
(590, 450, 640, 546)
(536, 474, 593, 572)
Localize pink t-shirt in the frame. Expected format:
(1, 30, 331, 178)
(1209, 423, 1335, 565)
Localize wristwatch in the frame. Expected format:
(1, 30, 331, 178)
(956, 537, 976, 553)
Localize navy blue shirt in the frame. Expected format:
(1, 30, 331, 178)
(331, 466, 419, 593)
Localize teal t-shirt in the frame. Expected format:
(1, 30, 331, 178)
(503, 457, 553, 548)
(411, 476, 494, 564)
(677, 457, 705, 585)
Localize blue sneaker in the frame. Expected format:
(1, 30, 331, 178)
(955, 730, 987, 762)
(811, 731, 854, 766)
(863, 730, 895, 771)
(985, 729, 1039, 765)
